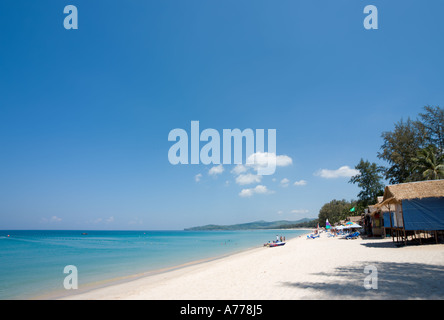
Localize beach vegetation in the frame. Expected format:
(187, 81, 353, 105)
(378, 106, 443, 184)
(377, 117, 424, 184)
(318, 199, 358, 227)
(349, 159, 384, 207)
(417, 105, 444, 155)
(411, 145, 444, 180)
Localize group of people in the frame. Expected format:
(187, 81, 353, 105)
(264, 235, 286, 247)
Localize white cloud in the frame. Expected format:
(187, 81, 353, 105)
(195, 173, 202, 182)
(128, 218, 143, 225)
(291, 209, 309, 214)
(93, 216, 114, 224)
(41, 216, 62, 223)
(253, 185, 270, 194)
(293, 179, 307, 186)
(239, 185, 274, 197)
(280, 178, 290, 187)
(49, 216, 62, 223)
(231, 164, 249, 175)
(246, 152, 292, 173)
(209, 164, 224, 175)
(315, 166, 359, 179)
(239, 188, 254, 197)
(277, 157, 293, 167)
(235, 173, 262, 185)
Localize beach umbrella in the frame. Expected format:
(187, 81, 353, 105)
(345, 222, 362, 229)
(345, 221, 353, 226)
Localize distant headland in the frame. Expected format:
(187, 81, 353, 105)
(184, 218, 317, 231)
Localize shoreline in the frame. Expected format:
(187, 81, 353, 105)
(61, 232, 444, 300)
(40, 246, 267, 300)
(36, 230, 311, 300)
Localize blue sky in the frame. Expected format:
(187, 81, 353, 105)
(1, 0, 443, 230)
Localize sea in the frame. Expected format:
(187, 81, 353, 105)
(0, 229, 309, 299)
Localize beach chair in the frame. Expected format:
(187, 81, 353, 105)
(345, 232, 360, 240)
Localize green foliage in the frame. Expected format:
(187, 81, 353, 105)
(378, 106, 444, 184)
(377, 117, 424, 184)
(417, 106, 444, 156)
(349, 159, 385, 207)
(411, 145, 444, 180)
(317, 199, 358, 227)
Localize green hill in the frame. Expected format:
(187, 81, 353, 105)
(184, 218, 316, 231)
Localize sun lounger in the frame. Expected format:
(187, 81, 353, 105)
(345, 232, 360, 240)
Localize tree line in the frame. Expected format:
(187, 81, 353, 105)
(317, 105, 444, 227)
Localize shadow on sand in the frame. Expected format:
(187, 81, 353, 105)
(359, 239, 399, 249)
(281, 260, 444, 299)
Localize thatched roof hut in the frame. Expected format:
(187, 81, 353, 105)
(375, 180, 444, 244)
(377, 180, 444, 207)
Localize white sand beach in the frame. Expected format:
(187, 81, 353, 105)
(62, 233, 444, 300)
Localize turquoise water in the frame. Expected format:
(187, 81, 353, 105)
(0, 229, 308, 299)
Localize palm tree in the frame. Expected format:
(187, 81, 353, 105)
(411, 145, 444, 180)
